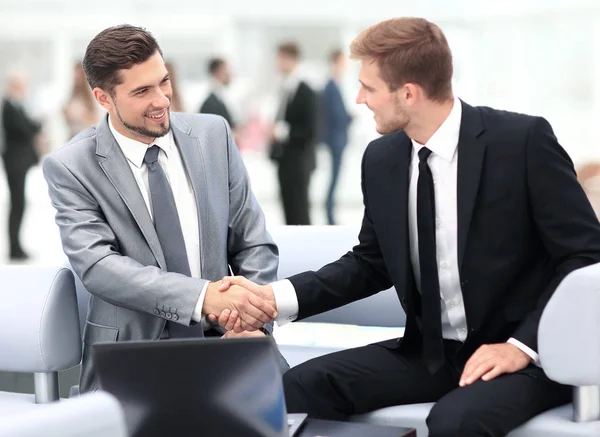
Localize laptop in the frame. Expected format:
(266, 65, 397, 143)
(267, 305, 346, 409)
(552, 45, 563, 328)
(93, 337, 307, 437)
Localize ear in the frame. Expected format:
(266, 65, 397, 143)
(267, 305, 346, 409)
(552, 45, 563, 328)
(403, 83, 422, 107)
(93, 87, 114, 111)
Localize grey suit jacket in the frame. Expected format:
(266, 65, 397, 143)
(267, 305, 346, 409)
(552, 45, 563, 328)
(43, 113, 280, 393)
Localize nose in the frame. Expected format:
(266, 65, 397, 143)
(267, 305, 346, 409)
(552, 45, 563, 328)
(356, 87, 365, 105)
(154, 89, 170, 109)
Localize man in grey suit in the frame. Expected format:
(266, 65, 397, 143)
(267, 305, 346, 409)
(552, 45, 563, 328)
(43, 25, 287, 394)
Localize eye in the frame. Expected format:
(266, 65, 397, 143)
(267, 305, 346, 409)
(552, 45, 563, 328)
(136, 89, 147, 96)
(162, 77, 170, 84)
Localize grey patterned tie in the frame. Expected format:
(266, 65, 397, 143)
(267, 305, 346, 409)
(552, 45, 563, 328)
(144, 145, 203, 338)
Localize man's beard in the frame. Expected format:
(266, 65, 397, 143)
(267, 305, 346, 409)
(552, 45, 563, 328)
(117, 107, 171, 139)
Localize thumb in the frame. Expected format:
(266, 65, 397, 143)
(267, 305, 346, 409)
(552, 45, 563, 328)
(219, 276, 233, 292)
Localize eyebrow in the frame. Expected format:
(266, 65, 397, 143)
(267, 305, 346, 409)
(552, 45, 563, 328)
(128, 73, 170, 96)
(359, 80, 373, 90)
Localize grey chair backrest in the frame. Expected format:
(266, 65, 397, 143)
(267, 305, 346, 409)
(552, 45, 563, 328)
(0, 391, 127, 437)
(268, 225, 406, 327)
(539, 261, 600, 422)
(0, 265, 82, 403)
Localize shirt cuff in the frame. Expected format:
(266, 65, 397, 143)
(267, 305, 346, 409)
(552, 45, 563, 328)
(271, 279, 298, 326)
(274, 121, 290, 142)
(507, 337, 540, 366)
(192, 281, 210, 322)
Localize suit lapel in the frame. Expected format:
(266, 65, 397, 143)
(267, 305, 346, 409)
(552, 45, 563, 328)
(457, 101, 486, 270)
(95, 116, 167, 269)
(171, 115, 207, 272)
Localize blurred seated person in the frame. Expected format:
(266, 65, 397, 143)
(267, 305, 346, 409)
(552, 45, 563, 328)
(199, 58, 236, 130)
(1, 70, 41, 260)
(63, 62, 102, 139)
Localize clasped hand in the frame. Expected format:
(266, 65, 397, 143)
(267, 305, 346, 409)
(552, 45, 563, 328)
(203, 277, 276, 333)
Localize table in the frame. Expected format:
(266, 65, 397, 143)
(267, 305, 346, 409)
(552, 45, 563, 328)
(298, 418, 416, 437)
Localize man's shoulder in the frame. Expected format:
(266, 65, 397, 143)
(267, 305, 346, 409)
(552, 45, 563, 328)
(47, 126, 98, 164)
(171, 112, 229, 136)
(471, 103, 541, 133)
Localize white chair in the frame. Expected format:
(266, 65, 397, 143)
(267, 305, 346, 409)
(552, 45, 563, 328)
(0, 265, 81, 414)
(0, 391, 127, 437)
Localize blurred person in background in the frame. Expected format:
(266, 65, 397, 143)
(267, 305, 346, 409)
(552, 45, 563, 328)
(320, 49, 353, 225)
(63, 62, 102, 139)
(165, 60, 185, 112)
(42, 25, 288, 393)
(199, 58, 235, 130)
(269, 42, 318, 225)
(1, 70, 41, 261)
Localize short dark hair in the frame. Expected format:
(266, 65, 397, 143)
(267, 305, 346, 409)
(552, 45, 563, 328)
(278, 42, 300, 59)
(208, 58, 226, 76)
(83, 24, 162, 95)
(350, 17, 453, 102)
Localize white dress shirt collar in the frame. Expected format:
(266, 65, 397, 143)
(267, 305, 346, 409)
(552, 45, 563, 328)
(411, 97, 462, 163)
(108, 115, 174, 169)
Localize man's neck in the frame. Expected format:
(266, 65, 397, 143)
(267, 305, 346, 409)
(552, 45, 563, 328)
(406, 97, 455, 145)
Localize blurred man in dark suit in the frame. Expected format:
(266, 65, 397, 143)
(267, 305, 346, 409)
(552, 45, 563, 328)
(1, 71, 41, 260)
(320, 50, 353, 225)
(270, 42, 318, 225)
(199, 58, 235, 129)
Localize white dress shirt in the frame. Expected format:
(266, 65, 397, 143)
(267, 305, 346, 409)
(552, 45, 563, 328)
(271, 98, 539, 364)
(108, 118, 208, 322)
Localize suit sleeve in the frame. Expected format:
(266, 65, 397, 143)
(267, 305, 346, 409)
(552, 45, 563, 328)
(510, 117, 600, 350)
(43, 155, 206, 326)
(288, 147, 393, 320)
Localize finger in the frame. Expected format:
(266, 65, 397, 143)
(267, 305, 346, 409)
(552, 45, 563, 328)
(247, 292, 278, 321)
(481, 365, 505, 382)
(207, 314, 218, 323)
(226, 276, 260, 293)
(216, 309, 230, 328)
(233, 318, 244, 333)
(461, 360, 495, 386)
(240, 319, 259, 332)
(223, 310, 238, 331)
(460, 346, 490, 381)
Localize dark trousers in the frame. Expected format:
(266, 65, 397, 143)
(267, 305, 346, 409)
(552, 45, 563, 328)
(278, 161, 311, 225)
(4, 162, 29, 255)
(325, 143, 345, 225)
(284, 339, 571, 437)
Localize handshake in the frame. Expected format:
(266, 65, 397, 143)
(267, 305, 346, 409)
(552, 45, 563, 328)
(202, 276, 277, 333)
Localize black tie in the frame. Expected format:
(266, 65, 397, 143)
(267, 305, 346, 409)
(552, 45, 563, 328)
(416, 147, 444, 373)
(143, 145, 203, 338)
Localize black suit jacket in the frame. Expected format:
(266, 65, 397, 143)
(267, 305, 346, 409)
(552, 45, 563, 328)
(1, 98, 41, 170)
(199, 92, 235, 129)
(289, 100, 600, 365)
(270, 81, 318, 172)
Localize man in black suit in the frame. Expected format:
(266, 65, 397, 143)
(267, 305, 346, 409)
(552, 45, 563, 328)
(199, 58, 235, 129)
(216, 17, 600, 436)
(270, 42, 318, 225)
(1, 72, 41, 260)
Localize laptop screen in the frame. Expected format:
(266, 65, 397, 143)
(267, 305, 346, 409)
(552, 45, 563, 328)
(93, 337, 289, 437)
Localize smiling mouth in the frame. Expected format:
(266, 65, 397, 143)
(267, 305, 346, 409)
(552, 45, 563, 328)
(145, 110, 167, 120)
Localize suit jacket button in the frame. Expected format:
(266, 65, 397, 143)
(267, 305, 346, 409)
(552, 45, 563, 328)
(160, 311, 166, 317)
(153, 309, 160, 315)
(166, 312, 172, 319)
(172, 314, 179, 321)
